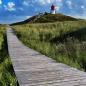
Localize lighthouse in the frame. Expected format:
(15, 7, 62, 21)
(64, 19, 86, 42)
(50, 4, 56, 14)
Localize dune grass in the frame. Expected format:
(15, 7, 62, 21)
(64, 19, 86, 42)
(0, 26, 18, 86)
(13, 20, 86, 71)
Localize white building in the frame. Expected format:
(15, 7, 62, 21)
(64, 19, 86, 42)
(50, 4, 56, 14)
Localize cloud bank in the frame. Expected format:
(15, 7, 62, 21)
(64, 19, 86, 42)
(4, 2, 16, 11)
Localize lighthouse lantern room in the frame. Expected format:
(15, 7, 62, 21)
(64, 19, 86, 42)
(50, 4, 56, 14)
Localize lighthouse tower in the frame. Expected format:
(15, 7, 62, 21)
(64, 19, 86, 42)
(50, 4, 56, 14)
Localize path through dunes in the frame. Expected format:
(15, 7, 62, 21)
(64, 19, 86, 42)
(7, 28, 86, 86)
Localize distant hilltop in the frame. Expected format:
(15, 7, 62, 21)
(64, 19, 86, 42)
(11, 13, 78, 25)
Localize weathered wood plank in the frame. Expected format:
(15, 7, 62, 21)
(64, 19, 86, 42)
(7, 28, 86, 86)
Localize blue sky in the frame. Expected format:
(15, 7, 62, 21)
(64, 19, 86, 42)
(0, 0, 86, 24)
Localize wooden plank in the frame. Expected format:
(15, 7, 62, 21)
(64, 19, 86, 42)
(7, 28, 86, 86)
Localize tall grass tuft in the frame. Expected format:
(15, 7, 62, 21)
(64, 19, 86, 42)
(0, 26, 18, 86)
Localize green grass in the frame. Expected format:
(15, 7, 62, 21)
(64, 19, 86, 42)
(0, 26, 18, 86)
(12, 13, 78, 25)
(33, 13, 77, 23)
(13, 20, 86, 71)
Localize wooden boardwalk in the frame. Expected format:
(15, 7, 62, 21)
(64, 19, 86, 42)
(7, 28, 86, 86)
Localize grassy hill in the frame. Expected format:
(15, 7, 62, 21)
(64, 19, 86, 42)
(12, 13, 78, 25)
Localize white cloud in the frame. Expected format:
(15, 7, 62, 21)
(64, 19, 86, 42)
(22, 0, 62, 12)
(4, 2, 16, 11)
(72, 15, 86, 19)
(0, 0, 2, 4)
(66, 1, 72, 5)
(23, 0, 63, 6)
(38, 0, 63, 5)
(81, 6, 86, 17)
(57, 0, 62, 2)
(18, 7, 24, 11)
(66, 0, 72, 9)
(26, 16, 31, 18)
(38, 0, 51, 5)
(81, 5, 85, 9)
(23, 1, 29, 6)
(56, 6, 60, 11)
(23, 1, 34, 7)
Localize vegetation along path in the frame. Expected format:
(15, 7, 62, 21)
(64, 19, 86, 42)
(7, 27, 86, 86)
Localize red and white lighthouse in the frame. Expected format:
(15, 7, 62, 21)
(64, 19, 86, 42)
(50, 4, 56, 14)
